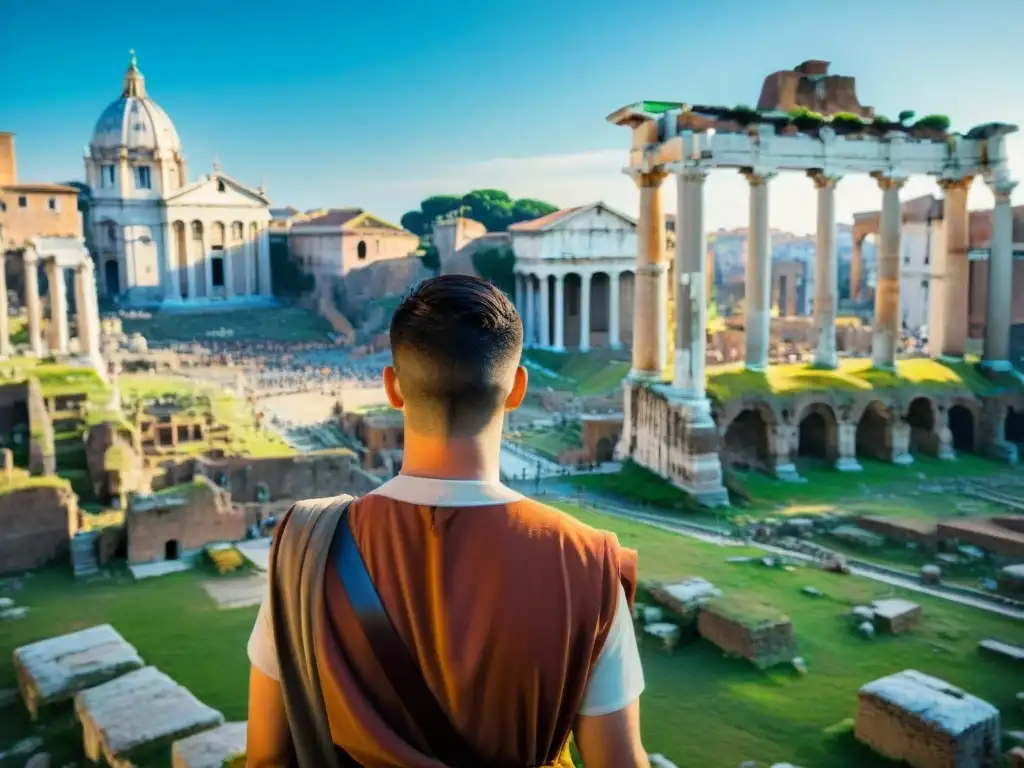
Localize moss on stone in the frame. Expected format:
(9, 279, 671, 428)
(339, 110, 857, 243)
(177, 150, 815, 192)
(703, 593, 790, 630)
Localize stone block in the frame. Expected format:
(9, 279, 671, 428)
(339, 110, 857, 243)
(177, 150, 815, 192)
(74, 666, 224, 767)
(644, 622, 682, 651)
(979, 639, 1024, 662)
(871, 599, 922, 635)
(647, 578, 722, 624)
(920, 565, 941, 585)
(697, 596, 795, 670)
(172, 722, 247, 768)
(830, 525, 885, 548)
(647, 754, 679, 768)
(855, 670, 1000, 768)
(13, 624, 144, 720)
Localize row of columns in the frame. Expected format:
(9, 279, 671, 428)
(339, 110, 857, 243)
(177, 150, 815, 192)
(631, 165, 1018, 385)
(162, 221, 272, 303)
(0, 250, 101, 359)
(514, 270, 623, 352)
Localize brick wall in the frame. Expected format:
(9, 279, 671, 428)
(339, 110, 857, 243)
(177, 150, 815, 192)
(936, 519, 1024, 558)
(856, 517, 938, 549)
(697, 607, 795, 670)
(0, 482, 76, 573)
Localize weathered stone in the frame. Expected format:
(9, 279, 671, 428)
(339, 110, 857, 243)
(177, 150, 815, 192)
(14, 624, 144, 719)
(643, 622, 682, 651)
(24, 753, 51, 768)
(858, 621, 875, 639)
(0, 606, 28, 620)
(791, 656, 808, 675)
(698, 596, 795, 670)
(171, 722, 247, 768)
(855, 670, 1001, 768)
(647, 578, 722, 624)
(979, 639, 1024, 662)
(647, 754, 679, 768)
(871, 599, 921, 634)
(75, 666, 224, 767)
(801, 586, 824, 597)
(852, 606, 874, 621)
(642, 606, 665, 624)
(920, 565, 941, 585)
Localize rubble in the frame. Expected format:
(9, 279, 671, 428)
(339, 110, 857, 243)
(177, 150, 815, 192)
(172, 722, 247, 768)
(643, 622, 682, 651)
(920, 565, 941, 585)
(647, 578, 722, 625)
(698, 596, 795, 670)
(979, 638, 1024, 662)
(871, 599, 922, 634)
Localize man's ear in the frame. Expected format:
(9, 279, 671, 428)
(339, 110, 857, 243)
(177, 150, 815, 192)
(504, 365, 528, 411)
(383, 365, 404, 409)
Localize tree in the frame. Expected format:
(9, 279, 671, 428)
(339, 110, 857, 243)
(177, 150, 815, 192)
(399, 189, 559, 236)
(511, 198, 558, 225)
(461, 189, 515, 232)
(421, 244, 440, 273)
(420, 195, 464, 223)
(400, 210, 428, 237)
(472, 244, 516, 295)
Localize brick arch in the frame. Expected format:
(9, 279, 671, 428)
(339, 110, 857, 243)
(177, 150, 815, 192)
(721, 406, 773, 471)
(856, 399, 893, 461)
(948, 397, 980, 453)
(795, 401, 839, 461)
(905, 395, 940, 456)
(716, 399, 780, 434)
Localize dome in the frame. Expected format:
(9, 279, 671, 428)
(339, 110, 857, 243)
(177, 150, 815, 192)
(90, 52, 181, 153)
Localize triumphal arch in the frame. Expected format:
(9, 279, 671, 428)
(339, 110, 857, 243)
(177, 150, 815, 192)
(609, 61, 1019, 506)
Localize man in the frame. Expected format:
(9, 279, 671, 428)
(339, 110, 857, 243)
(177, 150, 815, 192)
(247, 275, 647, 767)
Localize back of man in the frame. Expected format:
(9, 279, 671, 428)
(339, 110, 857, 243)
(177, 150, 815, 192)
(247, 275, 647, 767)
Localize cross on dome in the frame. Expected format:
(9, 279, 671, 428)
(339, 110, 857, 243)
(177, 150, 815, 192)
(122, 49, 146, 99)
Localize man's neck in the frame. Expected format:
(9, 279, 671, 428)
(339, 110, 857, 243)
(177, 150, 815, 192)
(399, 424, 503, 483)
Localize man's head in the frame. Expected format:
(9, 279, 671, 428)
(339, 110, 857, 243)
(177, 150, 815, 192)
(385, 275, 527, 436)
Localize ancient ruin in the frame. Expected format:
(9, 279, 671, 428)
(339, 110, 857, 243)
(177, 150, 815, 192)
(855, 670, 1001, 768)
(608, 61, 1022, 504)
(697, 595, 796, 669)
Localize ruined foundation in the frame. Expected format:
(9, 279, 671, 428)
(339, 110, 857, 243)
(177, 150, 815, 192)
(855, 670, 1001, 768)
(697, 596, 795, 669)
(172, 721, 248, 768)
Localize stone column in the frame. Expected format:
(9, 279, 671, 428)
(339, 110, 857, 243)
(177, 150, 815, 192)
(0, 254, 10, 358)
(243, 234, 255, 297)
(871, 175, 905, 369)
(811, 173, 841, 369)
(203, 222, 215, 299)
(258, 226, 273, 297)
(553, 274, 565, 350)
(187, 225, 199, 300)
(609, 271, 621, 348)
(850, 237, 863, 302)
(524, 274, 536, 347)
(579, 272, 591, 351)
(23, 248, 43, 357)
(513, 273, 524, 317)
(673, 167, 710, 397)
(770, 424, 801, 481)
(629, 170, 669, 379)
(835, 422, 863, 471)
(538, 274, 550, 348)
(743, 170, 776, 371)
(891, 422, 914, 465)
(161, 222, 177, 301)
(935, 177, 973, 359)
(46, 258, 69, 355)
(75, 260, 100, 359)
(983, 181, 1018, 370)
(223, 223, 235, 300)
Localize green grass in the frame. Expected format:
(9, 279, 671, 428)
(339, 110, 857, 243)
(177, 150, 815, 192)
(706, 356, 1022, 402)
(0, 471, 71, 495)
(0, 359, 110, 404)
(507, 424, 582, 461)
(3, 505, 1021, 768)
(572, 461, 703, 514)
(119, 307, 334, 343)
(522, 349, 630, 395)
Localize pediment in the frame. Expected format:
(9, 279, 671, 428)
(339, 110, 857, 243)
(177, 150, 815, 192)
(554, 203, 637, 232)
(164, 174, 268, 208)
(346, 214, 404, 232)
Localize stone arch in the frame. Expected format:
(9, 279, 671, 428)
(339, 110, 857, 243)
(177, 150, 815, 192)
(856, 400, 892, 461)
(104, 259, 120, 297)
(796, 401, 838, 462)
(590, 271, 611, 347)
(164, 539, 180, 560)
(906, 396, 938, 456)
(948, 403, 976, 453)
(357, 240, 367, 261)
(722, 407, 772, 471)
(595, 436, 614, 463)
(1007, 406, 1024, 445)
(564, 272, 582, 347)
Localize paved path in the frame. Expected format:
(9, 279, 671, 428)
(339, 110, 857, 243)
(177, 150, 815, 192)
(563, 492, 1024, 621)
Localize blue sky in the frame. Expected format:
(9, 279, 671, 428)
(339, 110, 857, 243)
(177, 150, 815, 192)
(5, 0, 1024, 233)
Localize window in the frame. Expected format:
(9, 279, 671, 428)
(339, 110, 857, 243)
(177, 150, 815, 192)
(102, 165, 115, 187)
(17, 196, 27, 208)
(357, 240, 367, 260)
(107, 223, 117, 244)
(48, 197, 58, 211)
(0, 201, 6, 212)
(217, 180, 226, 193)
(135, 166, 152, 190)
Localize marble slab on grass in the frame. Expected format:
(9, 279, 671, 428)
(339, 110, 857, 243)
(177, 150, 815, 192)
(172, 722, 247, 768)
(13, 624, 144, 720)
(75, 666, 224, 768)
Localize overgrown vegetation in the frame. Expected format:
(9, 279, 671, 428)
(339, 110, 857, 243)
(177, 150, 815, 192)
(400, 190, 558, 237)
(120, 307, 333, 343)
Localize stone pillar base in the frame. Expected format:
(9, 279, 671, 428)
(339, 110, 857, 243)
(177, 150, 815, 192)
(986, 440, 1019, 465)
(773, 462, 806, 483)
(938, 442, 956, 461)
(980, 359, 1013, 373)
(892, 452, 915, 466)
(835, 457, 863, 472)
(670, 394, 730, 508)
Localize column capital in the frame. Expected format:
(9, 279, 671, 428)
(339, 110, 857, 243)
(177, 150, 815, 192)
(742, 168, 777, 186)
(808, 171, 842, 189)
(988, 180, 1018, 203)
(22, 247, 38, 265)
(627, 168, 668, 188)
(871, 172, 908, 190)
(937, 175, 974, 192)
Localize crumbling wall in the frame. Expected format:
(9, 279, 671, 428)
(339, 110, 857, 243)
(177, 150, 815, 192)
(937, 519, 1024, 558)
(697, 603, 795, 670)
(26, 379, 55, 475)
(0, 481, 77, 573)
(856, 517, 937, 549)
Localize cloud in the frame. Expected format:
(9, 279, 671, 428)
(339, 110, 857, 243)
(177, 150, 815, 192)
(369, 139, 1024, 235)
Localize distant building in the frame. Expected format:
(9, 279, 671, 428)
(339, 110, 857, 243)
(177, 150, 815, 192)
(757, 60, 875, 119)
(0, 132, 81, 251)
(84, 53, 272, 306)
(288, 208, 418, 283)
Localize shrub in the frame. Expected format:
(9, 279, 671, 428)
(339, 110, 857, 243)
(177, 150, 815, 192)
(420, 244, 440, 273)
(872, 114, 891, 125)
(913, 114, 952, 132)
(731, 104, 759, 125)
(831, 112, 865, 126)
(898, 109, 916, 124)
(788, 107, 825, 131)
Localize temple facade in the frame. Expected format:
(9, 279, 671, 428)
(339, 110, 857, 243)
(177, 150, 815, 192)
(85, 53, 273, 307)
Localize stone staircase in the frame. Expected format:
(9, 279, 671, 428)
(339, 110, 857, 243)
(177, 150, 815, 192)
(71, 531, 100, 578)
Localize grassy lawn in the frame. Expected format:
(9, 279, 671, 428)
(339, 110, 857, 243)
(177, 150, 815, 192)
(119, 307, 334, 343)
(706, 356, 1022, 402)
(522, 349, 630, 396)
(0, 359, 110, 404)
(2, 505, 1021, 767)
(572, 461, 705, 514)
(507, 423, 582, 461)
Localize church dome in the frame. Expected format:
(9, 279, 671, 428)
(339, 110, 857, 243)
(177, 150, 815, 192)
(90, 52, 181, 153)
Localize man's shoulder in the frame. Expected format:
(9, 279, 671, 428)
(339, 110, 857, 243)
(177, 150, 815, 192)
(508, 498, 614, 551)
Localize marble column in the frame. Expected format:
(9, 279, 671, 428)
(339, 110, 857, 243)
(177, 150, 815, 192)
(673, 167, 710, 397)
(0, 254, 9, 358)
(630, 169, 669, 379)
(744, 170, 775, 371)
(75, 260, 100, 358)
(811, 172, 841, 368)
(45, 258, 69, 355)
(579, 272, 591, 352)
(187, 226, 199, 300)
(258, 226, 272, 297)
(983, 181, 1018, 370)
(243, 235, 255, 297)
(524, 275, 536, 347)
(161, 222, 177, 301)
(609, 271, 621, 349)
(203, 223, 215, 299)
(835, 423, 863, 472)
(871, 174, 905, 369)
(553, 274, 565, 350)
(223, 223, 235, 300)
(23, 249, 43, 357)
(935, 177, 973, 359)
(513, 273, 524, 317)
(538, 274, 551, 348)
(850, 237, 863, 302)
